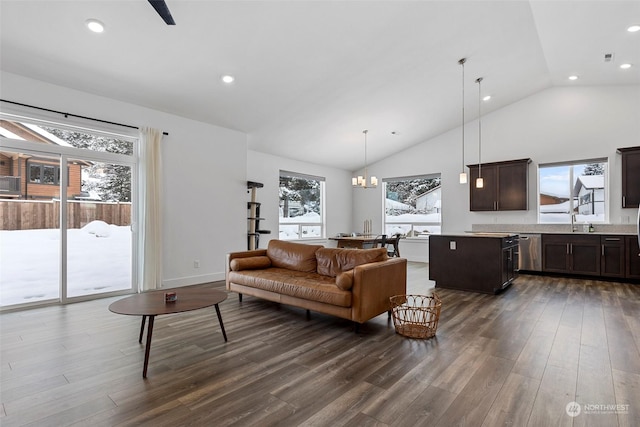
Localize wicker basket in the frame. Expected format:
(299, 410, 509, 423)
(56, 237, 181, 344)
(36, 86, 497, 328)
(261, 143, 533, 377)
(390, 294, 442, 339)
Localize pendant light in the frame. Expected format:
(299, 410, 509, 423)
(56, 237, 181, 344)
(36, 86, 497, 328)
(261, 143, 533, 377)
(352, 130, 378, 188)
(475, 77, 484, 189)
(458, 58, 468, 184)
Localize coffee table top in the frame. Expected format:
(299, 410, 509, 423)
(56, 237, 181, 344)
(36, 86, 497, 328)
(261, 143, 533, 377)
(109, 287, 227, 316)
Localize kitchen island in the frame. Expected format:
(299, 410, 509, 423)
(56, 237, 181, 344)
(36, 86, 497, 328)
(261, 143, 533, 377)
(429, 233, 519, 294)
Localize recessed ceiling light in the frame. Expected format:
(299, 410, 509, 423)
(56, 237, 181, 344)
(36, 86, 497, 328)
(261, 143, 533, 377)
(86, 19, 104, 33)
(568, 75, 579, 81)
(627, 25, 640, 32)
(620, 63, 632, 69)
(221, 75, 235, 84)
(482, 95, 491, 101)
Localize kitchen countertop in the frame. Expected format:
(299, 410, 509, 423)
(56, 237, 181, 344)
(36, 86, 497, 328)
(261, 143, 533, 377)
(520, 231, 636, 235)
(439, 232, 519, 238)
(472, 223, 636, 236)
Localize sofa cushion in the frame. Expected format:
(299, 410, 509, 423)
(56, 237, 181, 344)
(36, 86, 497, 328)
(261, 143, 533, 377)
(228, 268, 352, 307)
(316, 247, 388, 277)
(266, 240, 323, 273)
(230, 256, 272, 271)
(335, 269, 354, 290)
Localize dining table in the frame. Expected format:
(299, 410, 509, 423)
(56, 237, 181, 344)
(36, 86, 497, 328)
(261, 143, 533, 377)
(329, 235, 382, 249)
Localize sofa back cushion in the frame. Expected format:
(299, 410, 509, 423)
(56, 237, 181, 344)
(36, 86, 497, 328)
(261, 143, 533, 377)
(316, 247, 388, 277)
(266, 240, 323, 273)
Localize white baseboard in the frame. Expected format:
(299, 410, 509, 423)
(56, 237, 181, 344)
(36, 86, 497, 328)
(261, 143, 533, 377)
(162, 272, 225, 288)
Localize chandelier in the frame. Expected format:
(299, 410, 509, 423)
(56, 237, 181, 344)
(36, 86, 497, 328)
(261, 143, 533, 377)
(352, 130, 378, 188)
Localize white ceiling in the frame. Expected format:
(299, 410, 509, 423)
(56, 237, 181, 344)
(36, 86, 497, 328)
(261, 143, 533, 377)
(1, 1, 638, 171)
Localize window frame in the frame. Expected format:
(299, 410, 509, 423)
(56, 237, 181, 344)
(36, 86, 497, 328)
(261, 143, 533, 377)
(278, 170, 326, 241)
(537, 158, 608, 224)
(383, 174, 442, 239)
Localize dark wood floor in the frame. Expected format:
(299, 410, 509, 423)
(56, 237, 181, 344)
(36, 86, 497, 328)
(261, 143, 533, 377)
(1, 263, 639, 426)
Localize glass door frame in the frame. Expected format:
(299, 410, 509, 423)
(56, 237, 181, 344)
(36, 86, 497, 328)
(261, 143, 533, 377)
(0, 134, 138, 309)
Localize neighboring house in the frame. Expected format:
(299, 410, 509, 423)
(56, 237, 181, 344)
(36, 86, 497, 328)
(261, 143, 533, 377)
(539, 193, 572, 215)
(573, 175, 605, 215)
(540, 193, 569, 207)
(415, 185, 442, 213)
(0, 120, 84, 199)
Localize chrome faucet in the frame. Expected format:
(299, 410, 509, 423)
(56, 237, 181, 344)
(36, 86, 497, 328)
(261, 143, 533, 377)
(571, 213, 577, 232)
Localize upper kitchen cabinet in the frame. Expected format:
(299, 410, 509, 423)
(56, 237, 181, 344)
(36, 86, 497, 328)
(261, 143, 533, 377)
(467, 158, 531, 211)
(618, 146, 640, 208)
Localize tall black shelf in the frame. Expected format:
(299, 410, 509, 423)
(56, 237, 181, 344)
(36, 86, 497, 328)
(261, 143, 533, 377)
(247, 181, 270, 250)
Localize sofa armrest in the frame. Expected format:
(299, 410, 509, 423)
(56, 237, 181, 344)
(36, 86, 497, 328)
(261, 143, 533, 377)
(226, 250, 268, 283)
(351, 257, 407, 323)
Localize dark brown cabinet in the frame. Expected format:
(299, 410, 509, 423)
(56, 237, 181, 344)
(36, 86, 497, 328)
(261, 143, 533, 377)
(542, 234, 600, 276)
(468, 165, 497, 211)
(429, 234, 519, 294)
(626, 236, 640, 279)
(618, 146, 640, 208)
(468, 159, 530, 211)
(600, 236, 625, 278)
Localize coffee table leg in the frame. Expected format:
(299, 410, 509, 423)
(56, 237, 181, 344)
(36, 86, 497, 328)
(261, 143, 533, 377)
(139, 315, 147, 343)
(143, 315, 155, 378)
(214, 304, 228, 342)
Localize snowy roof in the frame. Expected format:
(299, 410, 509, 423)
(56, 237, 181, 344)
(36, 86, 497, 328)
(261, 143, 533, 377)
(385, 198, 412, 210)
(416, 185, 442, 200)
(540, 200, 571, 213)
(22, 123, 73, 147)
(0, 127, 24, 139)
(0, 121, 73, 147)
(573, 175, 604, 193)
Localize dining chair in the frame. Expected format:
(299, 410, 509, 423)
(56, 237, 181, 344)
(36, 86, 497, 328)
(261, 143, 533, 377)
(386, 234, 401, 257)
(371, 234, 387, 249)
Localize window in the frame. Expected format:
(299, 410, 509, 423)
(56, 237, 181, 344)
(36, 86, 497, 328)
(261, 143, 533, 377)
(384, 174, 441, 238)
(28, 161, 68, 185)
(538, 159, 607, 224)
(279, 171, 325, 240)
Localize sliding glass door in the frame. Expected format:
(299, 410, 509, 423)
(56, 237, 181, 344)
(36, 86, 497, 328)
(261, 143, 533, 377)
(0, 150, 61, 306)
(0, 115, 137, 309)
(66, 159, 133, 299)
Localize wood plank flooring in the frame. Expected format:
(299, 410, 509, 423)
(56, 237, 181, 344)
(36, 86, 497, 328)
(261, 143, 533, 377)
(1, 263, 639, 426)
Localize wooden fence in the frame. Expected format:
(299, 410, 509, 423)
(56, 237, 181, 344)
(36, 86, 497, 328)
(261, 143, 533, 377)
(0, 200, 131, 230)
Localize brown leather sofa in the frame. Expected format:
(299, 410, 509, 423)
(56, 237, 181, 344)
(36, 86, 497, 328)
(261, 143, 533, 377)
(226, 239, 407, 325)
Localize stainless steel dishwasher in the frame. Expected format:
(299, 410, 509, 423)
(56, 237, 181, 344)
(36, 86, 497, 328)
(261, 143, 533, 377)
(519, 234, 542, 271)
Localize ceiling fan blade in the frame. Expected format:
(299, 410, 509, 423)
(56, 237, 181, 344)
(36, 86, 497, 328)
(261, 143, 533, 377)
(148, 0, 176, 25)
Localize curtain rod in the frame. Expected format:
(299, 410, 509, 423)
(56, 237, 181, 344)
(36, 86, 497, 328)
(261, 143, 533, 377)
(0, 99, 169, 136)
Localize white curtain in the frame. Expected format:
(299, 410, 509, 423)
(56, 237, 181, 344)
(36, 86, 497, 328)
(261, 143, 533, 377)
(139, 127, 163, 292)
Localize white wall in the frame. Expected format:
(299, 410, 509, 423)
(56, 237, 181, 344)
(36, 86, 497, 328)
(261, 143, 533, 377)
(353, 85, 640, 261)
(247, 150, 353, 247)
(1, 71, 247, 287)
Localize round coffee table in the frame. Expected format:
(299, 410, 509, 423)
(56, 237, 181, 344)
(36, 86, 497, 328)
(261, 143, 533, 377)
(109, 287, 228, 378)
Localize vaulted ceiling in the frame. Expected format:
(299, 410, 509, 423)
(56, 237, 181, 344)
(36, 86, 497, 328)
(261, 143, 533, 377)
(1, 1, 638, 170)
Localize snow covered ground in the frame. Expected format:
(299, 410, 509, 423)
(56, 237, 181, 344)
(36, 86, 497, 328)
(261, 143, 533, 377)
(0, 221, 131, 307)
(279, 212, 322, 240)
